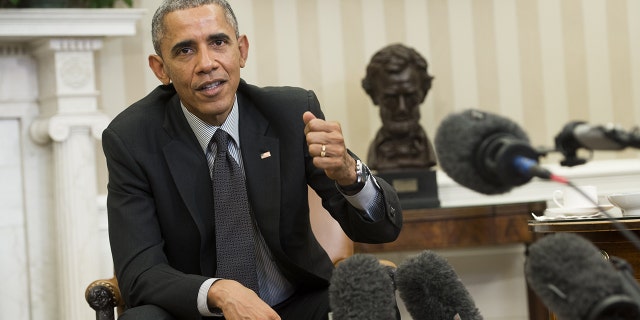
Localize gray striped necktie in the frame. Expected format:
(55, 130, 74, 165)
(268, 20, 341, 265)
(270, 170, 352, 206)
(210, 129, 259, 293)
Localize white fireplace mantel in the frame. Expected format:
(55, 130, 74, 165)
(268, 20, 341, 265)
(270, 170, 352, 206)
(0, 8, 145, 320)
(0, 8, 147, 39)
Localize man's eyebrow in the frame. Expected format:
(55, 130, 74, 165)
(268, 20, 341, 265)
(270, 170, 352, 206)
(207, 33, 232, 42)
(169, 33, 232, 55)
(170, 39, 196, 54)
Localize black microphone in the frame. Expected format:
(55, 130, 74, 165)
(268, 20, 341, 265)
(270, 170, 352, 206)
(555, 121, 640, 166)
(329, 254, 397, 320)
(434, 109, 549, 195)
(395, 250, 483, 320)
(525, 232, 640, 320)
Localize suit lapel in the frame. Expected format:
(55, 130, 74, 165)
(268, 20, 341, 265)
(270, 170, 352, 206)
(160, 86, 283, 273)
(161, 95, 216, 273)
(237, 92, 282, 248)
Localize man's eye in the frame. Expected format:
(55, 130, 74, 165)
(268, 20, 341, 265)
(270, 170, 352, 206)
(178, 47, 193, 55)
(212, 40, 225, 46)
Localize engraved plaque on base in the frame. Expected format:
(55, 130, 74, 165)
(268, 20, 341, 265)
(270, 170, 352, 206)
(377, 169, 440, 209)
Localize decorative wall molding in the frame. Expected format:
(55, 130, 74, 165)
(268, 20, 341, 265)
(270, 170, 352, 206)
(30, 113, 110, 144)
(33, 37, 103, 52)
(0, 43, 26, 56)
(31, 38, 102, 115)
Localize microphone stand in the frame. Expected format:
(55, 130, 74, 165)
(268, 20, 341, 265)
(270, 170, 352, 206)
(555, 122, 640, 167)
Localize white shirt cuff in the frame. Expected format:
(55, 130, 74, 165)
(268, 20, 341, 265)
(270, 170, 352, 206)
(341, 175, 382, 221)
(198, 278, 223, 317)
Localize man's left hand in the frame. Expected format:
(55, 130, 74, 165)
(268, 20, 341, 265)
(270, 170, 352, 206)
(303, 111, 357, 186)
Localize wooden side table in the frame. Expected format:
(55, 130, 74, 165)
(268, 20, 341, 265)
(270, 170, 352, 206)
(528, 217, 640, 319)
(355, 201, 546, 252)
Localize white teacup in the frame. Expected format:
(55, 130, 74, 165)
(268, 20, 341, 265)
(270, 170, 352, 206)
(553, 185, 598, 208)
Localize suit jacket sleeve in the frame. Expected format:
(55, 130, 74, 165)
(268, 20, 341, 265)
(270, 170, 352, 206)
(103, 122, 208, 318)
(301, 91, 402, 244)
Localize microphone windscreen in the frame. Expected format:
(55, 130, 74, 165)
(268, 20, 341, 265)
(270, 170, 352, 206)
(434, 109, 530, 194)
(329, 254, 396, 320)
(396, 250, 482, 320)
(525, 233, 631, 319)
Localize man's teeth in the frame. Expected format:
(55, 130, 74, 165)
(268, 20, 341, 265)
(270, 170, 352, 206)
(201, 82, 221, 90)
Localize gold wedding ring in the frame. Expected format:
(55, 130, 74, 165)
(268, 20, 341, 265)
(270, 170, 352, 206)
(320, 144, 326, 157)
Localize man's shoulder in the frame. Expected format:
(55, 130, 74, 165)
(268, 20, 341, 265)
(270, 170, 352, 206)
(238, 80, 315, 103)
(109, 84, 177, 128)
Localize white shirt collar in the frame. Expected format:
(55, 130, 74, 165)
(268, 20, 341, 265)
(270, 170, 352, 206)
(180, 96, 241, 153)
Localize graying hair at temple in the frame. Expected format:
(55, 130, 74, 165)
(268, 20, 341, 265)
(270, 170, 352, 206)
(151, 0, 240, 56)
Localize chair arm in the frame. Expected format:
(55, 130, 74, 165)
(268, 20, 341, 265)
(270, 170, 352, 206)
(378, 259, 397, 269)
(85, 276, 123, 320)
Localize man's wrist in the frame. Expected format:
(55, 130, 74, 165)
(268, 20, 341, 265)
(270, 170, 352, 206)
(337, 159, 370, 195)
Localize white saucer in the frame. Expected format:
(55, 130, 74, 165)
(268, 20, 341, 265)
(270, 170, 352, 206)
(621, 210, 640, 217)
(544, 204, 614, 217)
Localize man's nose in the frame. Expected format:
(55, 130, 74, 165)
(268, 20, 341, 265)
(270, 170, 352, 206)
(196, 50, 218, 74)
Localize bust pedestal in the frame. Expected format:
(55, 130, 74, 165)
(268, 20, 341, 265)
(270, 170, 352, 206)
(377, 169, 440, 209)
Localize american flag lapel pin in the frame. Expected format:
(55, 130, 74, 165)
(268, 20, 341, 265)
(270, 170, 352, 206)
(260, 151, 271, 159)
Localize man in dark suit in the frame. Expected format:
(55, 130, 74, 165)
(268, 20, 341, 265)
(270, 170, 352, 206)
(102, 1, 402, 319)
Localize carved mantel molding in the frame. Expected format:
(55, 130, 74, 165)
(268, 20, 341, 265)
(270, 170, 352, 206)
(0, 8, 146, 141)
(0, 8, 146, 39)
(30, 113, 110, 144)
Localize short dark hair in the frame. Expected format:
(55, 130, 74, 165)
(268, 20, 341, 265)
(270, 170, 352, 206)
(151, 0, 240, 56)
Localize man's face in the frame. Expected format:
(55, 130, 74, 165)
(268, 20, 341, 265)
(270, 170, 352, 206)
(149, 4, 248, 126)
(375, 67, 424, 135)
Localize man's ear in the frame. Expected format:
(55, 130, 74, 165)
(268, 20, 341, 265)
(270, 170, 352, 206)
(148, 54, 171, 84)
(238, 34, 249, 68)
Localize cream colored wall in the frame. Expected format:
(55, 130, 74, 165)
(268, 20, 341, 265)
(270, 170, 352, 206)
(97, 0, 640, 188)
